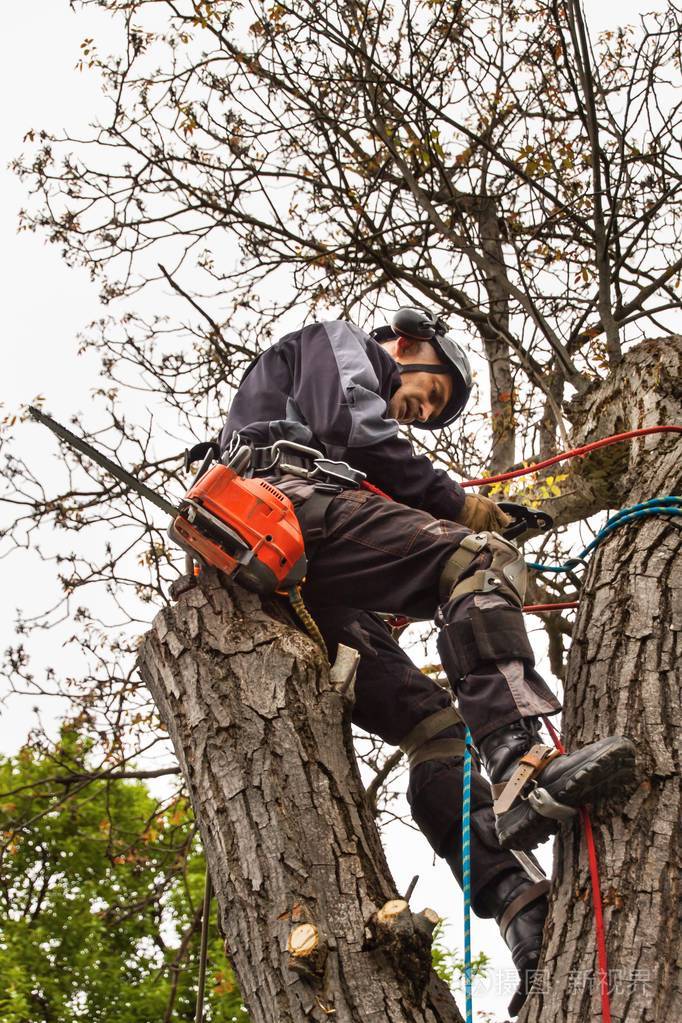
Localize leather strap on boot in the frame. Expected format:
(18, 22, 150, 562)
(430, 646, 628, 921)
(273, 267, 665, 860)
(498, 879, 551, 943)
(491, 744, 564, 815)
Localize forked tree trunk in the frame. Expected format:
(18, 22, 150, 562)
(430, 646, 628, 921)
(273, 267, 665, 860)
(523, 339, 682, 1023)
(138, 574, 463, 1023)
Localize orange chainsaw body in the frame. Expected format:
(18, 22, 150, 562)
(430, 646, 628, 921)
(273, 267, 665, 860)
(168, 464, 307, 594)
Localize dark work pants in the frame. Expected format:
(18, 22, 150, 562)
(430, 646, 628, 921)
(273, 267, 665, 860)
(276, 482, 561, 915)
(313, 607, 524, 915)
(292, 486, 561, 741)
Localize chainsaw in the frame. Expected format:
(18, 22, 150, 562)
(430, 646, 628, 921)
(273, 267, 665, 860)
(29, 409, 554, 604)
(28, 408, 308, 596)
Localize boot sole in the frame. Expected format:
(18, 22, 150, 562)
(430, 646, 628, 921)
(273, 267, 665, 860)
(496, 736, 636, 851)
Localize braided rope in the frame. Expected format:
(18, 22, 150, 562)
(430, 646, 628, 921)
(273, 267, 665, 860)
(287, 586, 328, 659)
(462, 726, 473, 1023)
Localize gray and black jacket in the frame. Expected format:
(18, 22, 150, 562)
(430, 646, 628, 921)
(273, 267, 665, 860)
(219, 320, 465, 520)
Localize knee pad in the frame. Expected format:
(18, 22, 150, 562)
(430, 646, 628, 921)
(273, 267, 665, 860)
(438, 530, 527, 607)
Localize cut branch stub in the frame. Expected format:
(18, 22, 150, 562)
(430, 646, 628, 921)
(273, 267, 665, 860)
(287, 923, 328, 983)
(364, 899, 441, 1003)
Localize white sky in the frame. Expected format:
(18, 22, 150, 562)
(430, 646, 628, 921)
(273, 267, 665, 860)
(0, 2, 668, 1020)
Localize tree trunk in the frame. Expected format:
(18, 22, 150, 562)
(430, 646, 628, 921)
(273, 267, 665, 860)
(522, 339, 682, 1022)
(138, 571, 463, 1023)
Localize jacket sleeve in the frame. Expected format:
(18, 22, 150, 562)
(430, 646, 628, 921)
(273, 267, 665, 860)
(289, 321, 466, 520)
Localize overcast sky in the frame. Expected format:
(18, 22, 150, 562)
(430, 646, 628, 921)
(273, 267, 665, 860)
(0, 2, 668, 1019)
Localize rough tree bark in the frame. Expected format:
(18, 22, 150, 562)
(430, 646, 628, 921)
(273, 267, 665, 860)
(523, 339, 682, 1023)
(138, 575, 464, 1023)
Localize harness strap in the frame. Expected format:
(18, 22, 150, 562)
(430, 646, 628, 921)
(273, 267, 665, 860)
(492, 744, 563, 815)
(293, 489, 338, 545)
(498, 879, 551, 942)
(438, 533, 488, 603)
(409, 737, 467, 769)
(251, 447, 316, 474)
(399, 706, 462, 760)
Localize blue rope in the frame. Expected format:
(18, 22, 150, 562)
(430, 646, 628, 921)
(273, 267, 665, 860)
(462, 726, 473, 1023)
(528, 497, 681, 574)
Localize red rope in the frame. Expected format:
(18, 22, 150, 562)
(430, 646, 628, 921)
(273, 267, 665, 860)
(523, 601, 579, 613)
(542, 716, 612, 1023)
(461, 425, 682, 488)
(360, 480, 393, 500)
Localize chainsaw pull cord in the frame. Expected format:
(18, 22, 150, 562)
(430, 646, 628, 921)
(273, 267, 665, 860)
(287, 585, 329, 660)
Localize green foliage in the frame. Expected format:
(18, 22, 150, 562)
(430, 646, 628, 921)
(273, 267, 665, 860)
(431, 920, 489, 991)
(0, 729, 249, 1023)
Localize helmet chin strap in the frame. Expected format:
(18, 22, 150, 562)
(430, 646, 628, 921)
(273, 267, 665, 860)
(397, 363, 455, 376)
(394, 337, 454, 377)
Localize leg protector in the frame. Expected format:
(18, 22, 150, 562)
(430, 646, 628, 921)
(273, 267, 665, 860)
(440, 593, 535, 681)
(438, 530, 527, 608)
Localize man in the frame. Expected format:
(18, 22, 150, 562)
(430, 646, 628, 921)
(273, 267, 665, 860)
(219, 308, 635, 1015)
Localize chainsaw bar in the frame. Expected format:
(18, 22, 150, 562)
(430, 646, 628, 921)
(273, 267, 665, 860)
(29, 406, 180, 520)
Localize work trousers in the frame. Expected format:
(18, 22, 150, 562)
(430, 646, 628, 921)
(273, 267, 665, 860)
(280, 483, 561, 912)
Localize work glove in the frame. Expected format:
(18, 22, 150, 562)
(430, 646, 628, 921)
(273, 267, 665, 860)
(458, 493, 513, 533)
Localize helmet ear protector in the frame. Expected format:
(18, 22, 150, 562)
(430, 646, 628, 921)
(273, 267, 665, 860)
(370, 307, 473, 430)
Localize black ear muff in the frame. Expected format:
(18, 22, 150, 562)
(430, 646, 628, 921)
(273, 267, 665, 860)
(369, 324, 398, 344)
(391, 307, 437, 340)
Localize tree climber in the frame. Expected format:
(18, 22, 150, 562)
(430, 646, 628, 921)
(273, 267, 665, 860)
(219, 308, 636, 1015)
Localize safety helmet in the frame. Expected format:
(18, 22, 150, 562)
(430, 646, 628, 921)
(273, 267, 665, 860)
(371, 307, 472, 430)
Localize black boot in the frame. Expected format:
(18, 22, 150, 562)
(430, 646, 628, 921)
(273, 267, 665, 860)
(482, 868, 550, 1017)
(479, 717, 636, 851)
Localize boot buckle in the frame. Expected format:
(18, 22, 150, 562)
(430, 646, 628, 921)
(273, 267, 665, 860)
(492, 743, 560, 816)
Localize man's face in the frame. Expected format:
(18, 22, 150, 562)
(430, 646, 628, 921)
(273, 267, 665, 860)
(383, 337, 453, 425)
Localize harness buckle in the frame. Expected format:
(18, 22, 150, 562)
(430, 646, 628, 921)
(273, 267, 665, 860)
(309, 459, 366, 489)
(251, 440, 365, 491)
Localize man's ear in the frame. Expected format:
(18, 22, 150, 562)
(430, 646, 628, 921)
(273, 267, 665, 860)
(396, 335, 422, 357)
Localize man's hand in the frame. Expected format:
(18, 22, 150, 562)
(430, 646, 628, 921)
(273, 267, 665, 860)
(458, 494, 514, 533)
